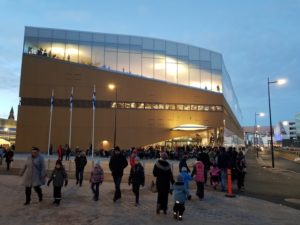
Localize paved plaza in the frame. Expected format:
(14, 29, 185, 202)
(1, 171, 299, 225)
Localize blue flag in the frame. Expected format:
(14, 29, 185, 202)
(70, 88, 73, 111)
(50, 90, 54, 112)
(92, 88, 96, 110)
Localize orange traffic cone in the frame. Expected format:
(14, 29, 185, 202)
(225, 168, 235, 198)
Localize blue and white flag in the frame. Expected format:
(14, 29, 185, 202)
(70, 87, 73, 111)
(92, 86, 96, 110)
(50, 89, 54, 112)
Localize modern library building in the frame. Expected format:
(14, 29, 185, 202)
(16, 26, 243, 152)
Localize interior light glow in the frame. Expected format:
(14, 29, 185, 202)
(172, 124, 208, 131)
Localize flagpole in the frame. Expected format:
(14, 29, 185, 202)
(69, 87, 73, 149)
(92, 85, 96, 159)
(47, 89, 54, 158)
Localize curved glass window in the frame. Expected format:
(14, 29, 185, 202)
(23, 27, 242, 124)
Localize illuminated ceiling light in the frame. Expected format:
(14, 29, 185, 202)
(172, 124, 208, 131)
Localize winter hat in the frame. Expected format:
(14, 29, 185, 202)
(160, 152, 168, 160)
(176, 175, 184, 182)
(181, 167, 187, 172)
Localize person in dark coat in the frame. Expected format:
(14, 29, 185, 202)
(236, 150, 246, 191)
(109, 146, 128, 202)
(153, 152, 174, 214)
(179, 154, 190, 173)
(47, 160, 68, 206)
(5, 148, 14, 171)
(198, 149, 210, 184)
(74, 151, 87, 186)
(65, 144, 71, 161)
(128, 157, 145, 206)
(217, 147, 230, 192)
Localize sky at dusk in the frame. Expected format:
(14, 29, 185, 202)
(0, 0, 299, 126)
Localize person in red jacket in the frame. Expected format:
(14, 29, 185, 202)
(191, 155, 205, 199)
(129, 149, 138, 168)
(57, 145, 63, 161)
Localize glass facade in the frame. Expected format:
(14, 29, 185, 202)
(23, 27, 242, 124)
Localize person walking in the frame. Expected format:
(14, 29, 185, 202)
(179, 154, 190, 173)
(65, 144, 71, 161)
(109, 146, 128, 202)
(191, 155, 205, 199)
(217, 147, 229, 192)
(236, 150, 246, 191)
(57, 145, 63, 161)
(90, 160, 104, 201)
(153, 152, 174, 214)
(179, 167, 192, 200)
(129, 149, 138, 168)
(20, 147, 46, 205)
(210, 161, 220, 190)
(5, 148, 14, 171)
(0, 145, 5, 165)
(74, 151, 87, 186)
(128, 157, 145, 206)
(47, 160, 68, 206)
(171, 174, 187, 221)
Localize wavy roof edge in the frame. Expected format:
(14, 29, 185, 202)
(25, 26, 223, 57)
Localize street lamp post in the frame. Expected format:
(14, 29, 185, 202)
(254, 112, 264, 157)
(108, 84, 117, 149)
(267, 77, 286, 168)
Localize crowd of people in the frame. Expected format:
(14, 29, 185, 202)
(17, 145, 246, 221)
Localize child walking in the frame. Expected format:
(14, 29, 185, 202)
(210, 162, 220, 190)
(191, 156, 205, 199)
(172, 174, 187, 221)
(90, 160, 104, 201)
(179, 167, 192, 200)
(47, 160, 68, 206)
(128, 157, 145, 206)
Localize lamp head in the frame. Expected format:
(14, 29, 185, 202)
(277, 79, 286, 85)
(108, 84, 116, 90)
